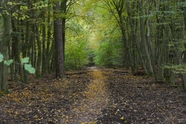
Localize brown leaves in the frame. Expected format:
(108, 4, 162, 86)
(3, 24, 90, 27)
(0, 67, 186, 123)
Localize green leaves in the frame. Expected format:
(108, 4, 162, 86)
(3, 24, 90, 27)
(0, 54, 35, 74)
(164, 64, 186, 74)
(24, 64, 36, 74)
(0, 53, 3, 63)
(4, 59, 13, 66)
(21, 57, 36, 74)
(0, 53, 13, 65)
(21, 57, 29, 64)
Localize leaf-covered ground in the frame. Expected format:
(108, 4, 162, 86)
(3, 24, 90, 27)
(0, 67, 186, 124)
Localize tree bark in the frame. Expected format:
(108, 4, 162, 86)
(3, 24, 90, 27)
(139, 0, 153, 75)
(54, 2, 65, 78)
(0, 5, 12, 92)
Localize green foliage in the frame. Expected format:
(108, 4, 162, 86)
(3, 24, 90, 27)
(87, 50, 95, 66)
(21, 57, 29, 64)
(0, 53, 35, 74)
(65, 39, 89, 70)
(24, 64, 36, 74)
(178, 2, 186, 7)
(65, 16, 91, 70)
(4, 59, 13, 66)
(94, 40, 123, 67)
(0, 54, 3, 62)
(164, 64, 186, 74)
(21, 58, 35, 74)
(32, 1, 48, 9)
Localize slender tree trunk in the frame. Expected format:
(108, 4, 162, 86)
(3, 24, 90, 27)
(46, 14, 53, 73)
(36, 27, 42, 78)
(145, 0, 158, 79)
(41, 12, 47, 75)
(11, 19, 21, 81)
(139, 0, 153, 75)
(126, 1, 147, 72)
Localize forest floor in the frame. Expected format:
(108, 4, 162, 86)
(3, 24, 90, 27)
(0, 67, 186, 124)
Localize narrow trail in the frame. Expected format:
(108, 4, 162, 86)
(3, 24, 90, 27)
(69, 67, 110, 124)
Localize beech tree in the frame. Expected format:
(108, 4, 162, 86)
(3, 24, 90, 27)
(53, 1, 66, 78)
(0, 0, 11, 93)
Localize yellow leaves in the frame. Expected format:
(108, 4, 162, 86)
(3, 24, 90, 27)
(70, 68, 109, 123)
(7, 94, 27, 104)
(120, 116, 125, 120)
(89, 69, 104, 79)
(84, 70, 108, 101)
(40, 91, 45, 95)
(7, 93, 11, 97)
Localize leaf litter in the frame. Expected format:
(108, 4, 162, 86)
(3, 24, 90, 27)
(0, 67, 186, 124)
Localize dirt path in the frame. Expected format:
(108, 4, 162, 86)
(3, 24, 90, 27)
(69, 67, 110, 123)
(0, 67, 186, 124)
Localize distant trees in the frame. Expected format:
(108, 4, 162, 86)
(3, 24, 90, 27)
(93, 0, 186, 90)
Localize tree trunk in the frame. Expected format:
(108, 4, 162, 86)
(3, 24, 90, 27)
(126, 1, 147, 72)
(139, 0, 153, 75)
(0, 8, 11, 93)
(11, 19, 22, 81)
(36, 26, 42, 78)
(54, 2, 65, 78)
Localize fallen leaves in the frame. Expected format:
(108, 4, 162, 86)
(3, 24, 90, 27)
(0, 67, 186, 124)
(69, 69, 110, 124)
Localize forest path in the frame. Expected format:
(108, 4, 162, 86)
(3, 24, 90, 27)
(69, 67, 110, 123)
